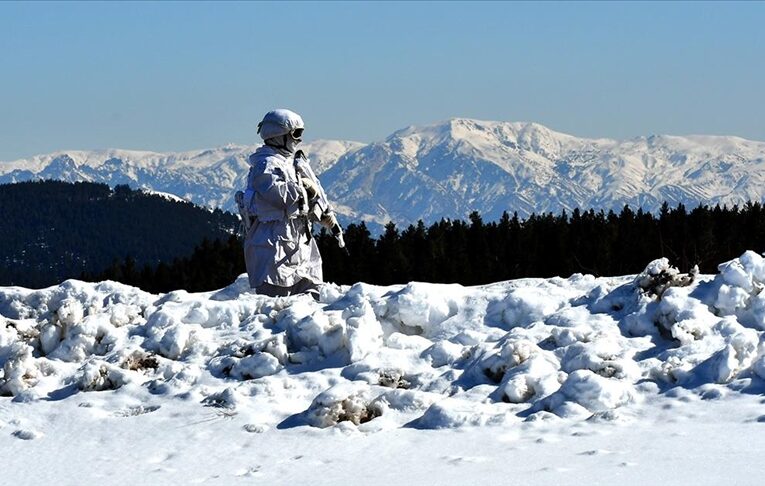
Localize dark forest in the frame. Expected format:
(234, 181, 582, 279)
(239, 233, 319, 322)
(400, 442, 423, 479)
(90, 202, 765, 293)
(0, 180, 238, 288)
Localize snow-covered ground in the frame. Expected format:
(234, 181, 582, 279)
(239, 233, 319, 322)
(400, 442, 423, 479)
(3, 252, 765, 484)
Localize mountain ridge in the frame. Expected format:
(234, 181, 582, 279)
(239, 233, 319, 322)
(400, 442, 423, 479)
(2, 119, 764, 225)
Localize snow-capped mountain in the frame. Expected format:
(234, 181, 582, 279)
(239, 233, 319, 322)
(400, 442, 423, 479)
(2, 119, 765, 225)
(0, 141, 364, 213)
(320, 119, 765, 223)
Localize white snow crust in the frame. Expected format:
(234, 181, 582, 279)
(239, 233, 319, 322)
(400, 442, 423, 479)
(3, 251, 765, 483)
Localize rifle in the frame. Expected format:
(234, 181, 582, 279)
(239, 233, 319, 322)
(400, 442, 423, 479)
(234, 189, 254, 237)
(293, 151, 346, 249)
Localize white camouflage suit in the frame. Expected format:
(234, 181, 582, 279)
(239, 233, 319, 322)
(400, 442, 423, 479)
(243, 110, 323, 295)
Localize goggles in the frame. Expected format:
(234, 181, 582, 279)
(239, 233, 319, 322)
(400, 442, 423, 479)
(291, 128, 304, 140)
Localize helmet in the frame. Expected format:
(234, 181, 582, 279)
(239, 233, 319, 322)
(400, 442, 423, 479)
(257, 109, 304, 141)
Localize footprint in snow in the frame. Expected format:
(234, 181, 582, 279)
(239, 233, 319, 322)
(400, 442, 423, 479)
(114, 405, 161, 417)
(578, 449, 615, 456)
(538, 466, 572, 473)
(12, 429, 43, 440)
(535, 436, 561, 444)
(442, 455, 489, 465)
(243, 423, 268, 433)
(234, 466, 262, 477)
(191, 474, 221, 483)
(148, 451, 177, 464)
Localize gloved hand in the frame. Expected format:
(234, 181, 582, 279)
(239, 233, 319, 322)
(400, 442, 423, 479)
(320, 211, 339, 231)
(301, 177, 319, 200)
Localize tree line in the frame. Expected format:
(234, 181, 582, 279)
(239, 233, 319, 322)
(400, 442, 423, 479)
(0, 180, 238, 288)
(90, 202, 765, 293)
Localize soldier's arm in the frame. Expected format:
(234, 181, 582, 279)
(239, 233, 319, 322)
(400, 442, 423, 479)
(251, 165, 305, 220)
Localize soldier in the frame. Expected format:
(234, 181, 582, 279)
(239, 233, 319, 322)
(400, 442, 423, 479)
(241, 109, 338, 298)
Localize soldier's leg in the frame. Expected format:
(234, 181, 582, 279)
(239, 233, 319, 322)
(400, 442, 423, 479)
(291, 278, 320, 300)
(255, 279, 319, 299)
(255, 282, 291, 297)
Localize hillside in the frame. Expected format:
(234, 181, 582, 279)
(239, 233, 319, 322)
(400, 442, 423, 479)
(0, 181, 239, 288)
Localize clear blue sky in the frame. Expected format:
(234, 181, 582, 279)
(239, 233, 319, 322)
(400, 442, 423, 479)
(1, 1, 764, 160)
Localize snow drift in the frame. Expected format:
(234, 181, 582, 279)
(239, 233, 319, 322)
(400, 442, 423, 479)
(2, 251, 765, 431)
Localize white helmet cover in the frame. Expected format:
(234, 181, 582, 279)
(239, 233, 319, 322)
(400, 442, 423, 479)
(257, 109, 304, 141)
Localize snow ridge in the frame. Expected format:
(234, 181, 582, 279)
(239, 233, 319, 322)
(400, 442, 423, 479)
(2, 251, 765, 431)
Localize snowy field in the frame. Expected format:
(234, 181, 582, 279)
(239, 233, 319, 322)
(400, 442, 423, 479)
(3, 252, 765, 485)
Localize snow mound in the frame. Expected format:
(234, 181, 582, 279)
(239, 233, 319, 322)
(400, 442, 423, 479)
(2, 252, 765, 432)
(304, 383, 383, 428)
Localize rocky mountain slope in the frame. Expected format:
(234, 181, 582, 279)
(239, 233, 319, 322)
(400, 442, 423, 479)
(321, 119, 765, 223)
(3, 119, 764, 225)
